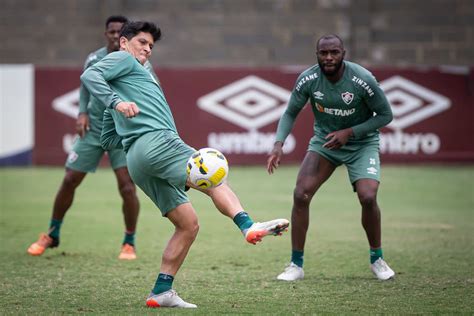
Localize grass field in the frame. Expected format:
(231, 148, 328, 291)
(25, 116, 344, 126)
(0, 165, 473, 314)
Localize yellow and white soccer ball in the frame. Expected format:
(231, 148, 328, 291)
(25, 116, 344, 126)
(186, 148, 229, 189)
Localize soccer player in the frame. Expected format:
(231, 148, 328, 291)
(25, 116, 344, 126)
(27, 15, 146, 260)
(267, 34, 395, 281)
(80, 21, 289, 308)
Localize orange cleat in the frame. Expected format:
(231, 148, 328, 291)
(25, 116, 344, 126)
(118, 243, 137, 260)
(245, 218, 289, 245)
(27, 233, 58, 256)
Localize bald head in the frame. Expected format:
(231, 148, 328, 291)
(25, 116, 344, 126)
(316, 34, 344, 50)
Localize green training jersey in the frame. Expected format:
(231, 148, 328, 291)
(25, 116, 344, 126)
(80, 51, 177, 152)
(78, 47, 108, 136)
(78, 47, 158, 137)
(275, 61, 392, 144)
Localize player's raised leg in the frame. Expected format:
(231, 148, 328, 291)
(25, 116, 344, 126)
(194, 182, 289, 245)
(27, 169, 87, 256)
(146, 202, 198, 308)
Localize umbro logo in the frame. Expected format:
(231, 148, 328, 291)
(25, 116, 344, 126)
(313, 91, 324, 100)
(367, 167, 378, 175)
(380, 76, 451, 130)
(197, 75, 291, 130)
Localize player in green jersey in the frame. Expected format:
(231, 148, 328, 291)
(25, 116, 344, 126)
(28, 16, 143, 260)
(267, 34, 395, 281)
(80, 21, 289, 308)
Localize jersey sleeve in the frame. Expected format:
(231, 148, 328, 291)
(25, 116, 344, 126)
(351, 74, 393, 139)
(275, 77, 310, 143)
(78, 84, 90, 114)
(80, 52, 134, 109)
(100, 109, 123, 150)
(78, 54, 95, 114)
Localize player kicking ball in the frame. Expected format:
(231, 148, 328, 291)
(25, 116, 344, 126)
(81, 20, 289, 308)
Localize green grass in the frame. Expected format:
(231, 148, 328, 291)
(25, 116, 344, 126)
(0, 165, 473, 314)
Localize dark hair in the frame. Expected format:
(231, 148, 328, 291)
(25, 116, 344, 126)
(316, 34, 344, 49)
(105, 15, 128, 28)
(120, 21, 162, 42)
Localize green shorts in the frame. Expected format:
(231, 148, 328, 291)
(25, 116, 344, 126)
(126, 130, 195, 216)
(308, 135, 381, 187)
(65, 132, 127, 172)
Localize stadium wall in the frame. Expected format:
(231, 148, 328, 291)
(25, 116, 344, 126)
(26, 65, 474, 166)
(1, 0, 473, 67)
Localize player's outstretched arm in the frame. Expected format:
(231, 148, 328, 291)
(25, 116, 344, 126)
(269, 90, 307, 173)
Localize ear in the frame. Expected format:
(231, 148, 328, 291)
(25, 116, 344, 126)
(119, 36, 128, 50)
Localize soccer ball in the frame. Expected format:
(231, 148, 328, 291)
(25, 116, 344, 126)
(186, 148, 229, 189)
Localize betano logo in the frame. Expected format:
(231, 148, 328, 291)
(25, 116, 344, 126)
(197, 75, 295, 154)
(379, 76, 451, 154)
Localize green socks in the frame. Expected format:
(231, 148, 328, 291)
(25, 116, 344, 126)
(152, 273, 174, 295)
(123, 231, 135, 246)
(48, 219, 63, 239)
(370, 247, 383, 264)
(292, 250, 304, 267)
(232, 211, 254, 234)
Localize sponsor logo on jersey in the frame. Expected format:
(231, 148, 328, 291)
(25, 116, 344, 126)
(341, 92, 354, 104)
(352, 76, 375, 97)
(313, 91, 324, 100)
(315, 103, 356, 116)
(295, 73, 318, 92)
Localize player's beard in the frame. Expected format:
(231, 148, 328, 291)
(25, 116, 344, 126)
(318, 58, 344, 76)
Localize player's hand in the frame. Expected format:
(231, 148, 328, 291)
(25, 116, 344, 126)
(76, 113, 90, 138)
(267, 142, 284, 174)
(116, 101, 140, 118)
(323, 128, 353, 150)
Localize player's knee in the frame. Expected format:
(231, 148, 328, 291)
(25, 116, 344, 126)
(293, 187, 313, 205)
(119, 183, 136, 199)
(191, 222, 200, 239)
(62, 173, 83, 190)
(184, 221, 200, 241)
(358, 191, 377, 208)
